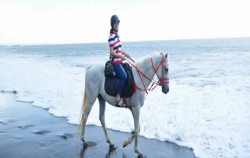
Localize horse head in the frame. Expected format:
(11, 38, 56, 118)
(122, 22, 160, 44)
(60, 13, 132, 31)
(155, 53, 169, 94)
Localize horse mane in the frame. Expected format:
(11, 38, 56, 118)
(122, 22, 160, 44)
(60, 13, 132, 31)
(135, 52, 164, 66)
(135, 55, 151, 66)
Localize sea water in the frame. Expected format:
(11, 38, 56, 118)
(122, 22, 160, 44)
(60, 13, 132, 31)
(0, 38, 250, 158)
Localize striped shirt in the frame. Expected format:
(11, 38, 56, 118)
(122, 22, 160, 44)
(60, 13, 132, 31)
(108, 33, 122, 64)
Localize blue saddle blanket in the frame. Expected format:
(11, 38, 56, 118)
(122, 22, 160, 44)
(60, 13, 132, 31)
(104, 63, 135, 98)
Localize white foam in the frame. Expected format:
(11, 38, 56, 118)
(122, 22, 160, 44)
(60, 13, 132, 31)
(0, 50, 250, 158)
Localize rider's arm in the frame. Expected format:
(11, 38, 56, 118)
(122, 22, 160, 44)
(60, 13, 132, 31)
(109, 47, 125, 60)
(121, 51, 130, 58)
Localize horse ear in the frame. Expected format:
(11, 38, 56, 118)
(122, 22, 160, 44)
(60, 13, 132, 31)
(165, 53, 168, 59)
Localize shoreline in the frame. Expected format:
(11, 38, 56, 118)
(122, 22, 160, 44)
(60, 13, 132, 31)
(0, 92, 196, 158)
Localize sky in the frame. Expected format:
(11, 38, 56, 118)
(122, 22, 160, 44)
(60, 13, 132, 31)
(0, 0, 250, 45)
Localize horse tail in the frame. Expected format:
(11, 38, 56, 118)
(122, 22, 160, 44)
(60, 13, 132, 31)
(78, 88, 88, 136)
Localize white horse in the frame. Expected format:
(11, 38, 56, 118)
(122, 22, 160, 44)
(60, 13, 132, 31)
(79, 53, 169, 157)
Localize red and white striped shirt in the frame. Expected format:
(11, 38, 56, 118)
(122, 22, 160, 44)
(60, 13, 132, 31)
(108, 33, 122, 64)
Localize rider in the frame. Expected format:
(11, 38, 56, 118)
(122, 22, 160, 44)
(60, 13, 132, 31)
(108, 15, 130, 106)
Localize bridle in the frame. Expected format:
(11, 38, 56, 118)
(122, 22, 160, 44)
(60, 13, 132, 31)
(127, 54, 169, 94)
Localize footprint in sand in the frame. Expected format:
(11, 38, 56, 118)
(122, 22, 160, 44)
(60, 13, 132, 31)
(7, 119, 16, 123)
(17, 124, 34, 129)
(39, 143, 47, 147)
(32, 130, 51, 135)
(0, 121, 8, 125)
(58, 133, 73, 140)
(85, 141, 97, 147)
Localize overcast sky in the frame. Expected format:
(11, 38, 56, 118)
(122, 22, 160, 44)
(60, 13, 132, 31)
(0, 0, 250, 44)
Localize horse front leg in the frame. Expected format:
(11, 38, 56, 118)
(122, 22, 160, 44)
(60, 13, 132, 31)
(123, 107, 137, 148)
(131, 106, 143, 157)
(123, 131, 136, 148)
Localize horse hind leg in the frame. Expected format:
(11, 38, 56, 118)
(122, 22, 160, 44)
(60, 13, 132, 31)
(79, 89, 98, 148)
(98, 94, 115, 150)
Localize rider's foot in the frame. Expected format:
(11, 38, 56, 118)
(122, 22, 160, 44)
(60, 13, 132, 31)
(116, 98, 124, 107)
(116, 99, 128, 108)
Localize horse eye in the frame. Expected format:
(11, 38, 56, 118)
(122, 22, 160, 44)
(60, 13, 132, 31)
(165, 68, 169, 73)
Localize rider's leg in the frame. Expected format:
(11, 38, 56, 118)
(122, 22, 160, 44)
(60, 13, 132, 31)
(113, 63, 127, 104)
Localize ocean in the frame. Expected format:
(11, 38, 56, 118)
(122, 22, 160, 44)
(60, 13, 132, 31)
(0, 38, 250, 158)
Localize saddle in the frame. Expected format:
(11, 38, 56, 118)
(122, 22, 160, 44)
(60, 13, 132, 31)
(104, 63, 135, 98)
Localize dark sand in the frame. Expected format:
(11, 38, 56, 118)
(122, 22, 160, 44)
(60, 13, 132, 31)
(0, 92, 196, 158)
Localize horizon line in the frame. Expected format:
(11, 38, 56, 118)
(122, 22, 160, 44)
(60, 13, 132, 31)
(1, 36, 250, 46)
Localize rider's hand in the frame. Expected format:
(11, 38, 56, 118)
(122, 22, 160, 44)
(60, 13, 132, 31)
(121, 55, 126, 60)
(119, 54, 126, 60)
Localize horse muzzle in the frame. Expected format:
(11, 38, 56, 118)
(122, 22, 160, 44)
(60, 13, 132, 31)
(162, 84, 169, 94)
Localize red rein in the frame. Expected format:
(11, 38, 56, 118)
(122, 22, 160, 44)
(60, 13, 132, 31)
(127, 54, 169, 94)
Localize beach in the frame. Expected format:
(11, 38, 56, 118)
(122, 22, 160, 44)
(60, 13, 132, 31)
(0, 92, 196, 158)
(1, 38, 250, 157)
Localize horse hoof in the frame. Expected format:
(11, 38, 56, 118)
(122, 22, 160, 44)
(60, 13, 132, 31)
(123, 140, 129, 148)
(109, 144, 116, 150)
(83, 142, 88, 148)
(138, 154, 145, 158)
(123, 142, 127, 148)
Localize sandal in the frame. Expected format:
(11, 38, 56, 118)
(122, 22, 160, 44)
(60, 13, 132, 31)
(116, 99, 124, 107)
(116, 99, 128, 108)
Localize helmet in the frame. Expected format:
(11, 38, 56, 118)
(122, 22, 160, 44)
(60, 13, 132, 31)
(110, 15, 120, 26)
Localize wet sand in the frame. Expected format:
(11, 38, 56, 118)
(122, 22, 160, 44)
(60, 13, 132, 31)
(0, 92, 196, 158)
